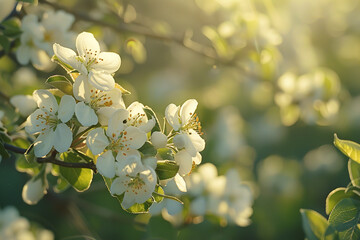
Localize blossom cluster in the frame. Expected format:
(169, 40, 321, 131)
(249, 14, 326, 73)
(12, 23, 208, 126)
(150, 163, 253, 227)
(21, 32, 206, 210)
(16, 10, 75, 70)
(0, 206, 54, 240)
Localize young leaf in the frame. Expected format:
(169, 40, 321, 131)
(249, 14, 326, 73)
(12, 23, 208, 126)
(334, 134, 360, 164)
(328, 198, 360, 232)
(157, 148, 174, 160)
(46, 75, 73, 95)
(339, 225, 360, 240)
(326, 187, 360, 215)
(0, 35, 10, 53)
(0, 141, 10, 159)
(348, 159, 360, 188)
(115, 83, 131, 95)
(139, 142, 157, 157)
(153, 185, 165, 203)
(143, 106, 161, 133)
(155, 160, 179, 180)
(1, 18, 22, 37)
(59, 152, 93, 192)
(24, 143, 36, 163)
(53, 176, 70, 193)
(300, 209, 328, 240)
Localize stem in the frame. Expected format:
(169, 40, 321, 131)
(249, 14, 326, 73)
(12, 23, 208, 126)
(153, 191, 184, 204)
(0, 90, 10, 104)
(3, 143, 97, 173)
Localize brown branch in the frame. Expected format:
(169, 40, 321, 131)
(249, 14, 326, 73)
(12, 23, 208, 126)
(4, 143, 97, 173)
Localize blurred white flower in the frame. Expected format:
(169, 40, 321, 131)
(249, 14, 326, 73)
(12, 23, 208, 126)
(166, 99, 205, 157)
(25, 90, 75, 157)
(73, 74, 125, 126)
(86, 109, 147, 178)
(10, 95, 37, 117)
(53, 32, 121, 91)
(0, 206, 54, 240)
(22, 177, 47, 205)
(12, 67, 38, 86)
(16, 14, 51, 70)
(110, 156, 156, 209)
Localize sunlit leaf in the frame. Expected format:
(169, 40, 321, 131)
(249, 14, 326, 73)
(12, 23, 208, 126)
(334, 134, 360, 164)
(139, 142, 157, 157)
(348, 159, 360, 188)
(59, 152, 93, 192)
(143, 106, 161, 133)
(328, 198, 360, 232)
(326, 187, 360, 215)
(126, 38, 146, 64)
(157, 148, 174, 160)
(153, 185, 164, 203)
(300, 209, 328, 240)
(155, 160, 179, 180)
(46, 75, 73, 95)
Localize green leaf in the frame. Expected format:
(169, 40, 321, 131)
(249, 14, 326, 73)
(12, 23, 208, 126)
(157, 148, 174, 160)
(53, 176, 70, 193)
(127, 198, 153, 214)
(348, 159, 360, 188)
(46, 75, 73, 95)
(323, 225, 339, 240)
(143, 106, 161, 133)
(155, 160, 179, 180)
(328, 198, 360, 232)
(334, 134, 360, 164)
(0, 141, 10, 159)
(0, 35, 10, 53)
(0, 127, 11, 142)
(24, 143, 36, 163)
(15, 156, 41, 175)
(51, 55, 76, 76)
(339, 226, 360, 240)
(153, 185, 164, 203)
(326, 187, 360, 215)
(59, 152, 93, 192)
(126, 38, 146, 64)
(16, 0, 35, 3)
(300, 209, 329, 240)
(115, 83, 131, 95)
(139, 142, 157, 157)
(1, 18, 22, 37)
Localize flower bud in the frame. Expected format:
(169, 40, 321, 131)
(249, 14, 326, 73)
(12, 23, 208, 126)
(22, 178, 47, 205)
(151, 131, 167, 149)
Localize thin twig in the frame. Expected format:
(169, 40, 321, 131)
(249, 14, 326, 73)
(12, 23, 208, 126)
(3, 143, 97, 172)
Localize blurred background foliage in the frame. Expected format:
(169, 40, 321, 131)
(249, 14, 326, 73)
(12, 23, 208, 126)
(1, 0, 360, 239)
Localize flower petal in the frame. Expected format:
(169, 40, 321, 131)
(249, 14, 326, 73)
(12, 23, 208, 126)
(75, 102, 98, 127)
(53, 43, 78, 69)
(187, 129, 205, 153)
(34, 130, 55, 157)
(73, 74, 92, 102)
(16, 44, 31, 65)
(86, 128, 109, 155)
(125, 126, 147, 149)
(180, 99, 198, 125)
(193, 152, 202, 165)
(25, 109, 48, 134)
(97, 107, 119, 126)
(122, 191, 136, 209)
(58, 95, 75, 123)
(10, 95, 37, 117)
(151, 131, 168, 149)
(174, 173, 187, 192)
(92, 52, 121, 73)
(174, 150, 193, 176)
(110, 176, 128, 196)
(96, 150, 115, 178)
(76, 32, 100, 63)
(106, 109, 128, 139)
(22, 177, 46, 205)
(165, 103, 181, 130)
(53, 123, 72, 153)
(139, 118, 156, 133)
(33, 89, 58, 113)
(88, 71, 115, 91)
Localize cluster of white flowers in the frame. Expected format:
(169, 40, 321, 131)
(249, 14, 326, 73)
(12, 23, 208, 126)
(0, 206, 54, 240)
(21, 32, 206, 210)
(16, 10, 75, 70)
(275, 69, 341, 126)
(150, 163, 253, 226)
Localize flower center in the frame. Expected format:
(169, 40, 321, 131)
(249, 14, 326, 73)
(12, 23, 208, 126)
(128, 109, 146, 126)
(107, 131, 132, 155)
(35, 112, 59, 134)
(89, 89, 113, 109)
(127, 173, 146, 195)
(182, 113, 203, 135)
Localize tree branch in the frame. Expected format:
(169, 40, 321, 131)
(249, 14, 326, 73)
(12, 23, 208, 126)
(38, 0, 259, 78)
(3, 143, 97, 173)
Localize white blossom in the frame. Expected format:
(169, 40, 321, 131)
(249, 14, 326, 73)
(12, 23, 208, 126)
(25, 90, 75, 157)
(86, 109, 147, 178)
(165, 99, 205, 157)
(73, 74, 125, 126)
(110, 155, 156, 209)
(22, 177, 47, 205)
(10, 95, 37, 117)
(53, 32, 121, 91)
(151, 131, 168, 149)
